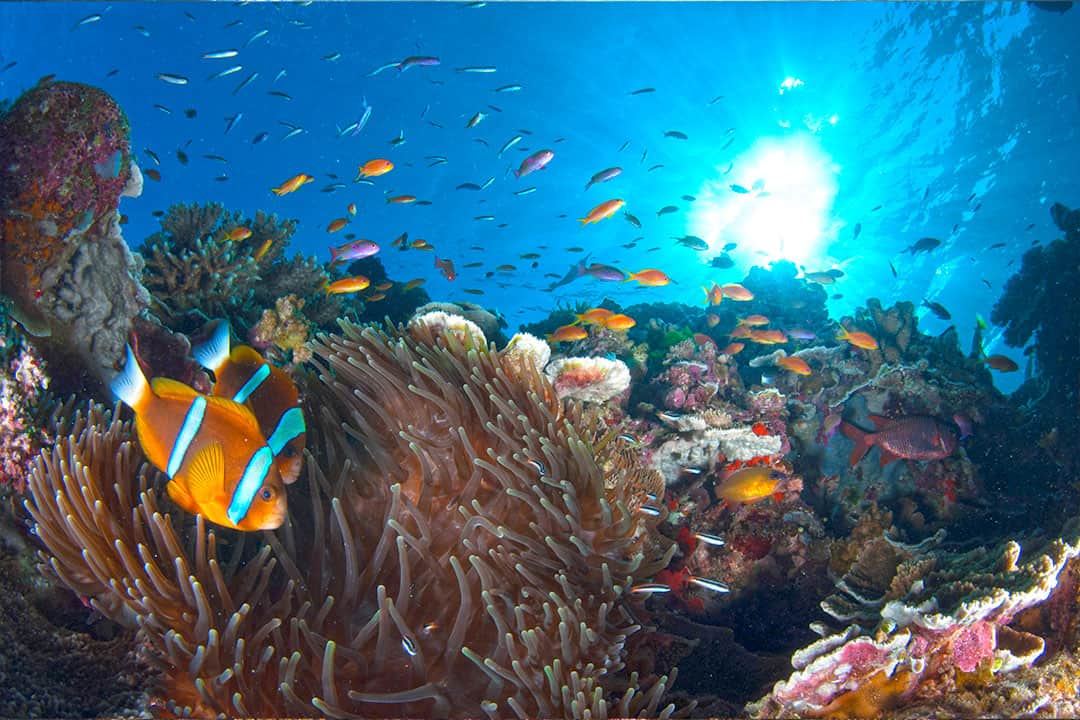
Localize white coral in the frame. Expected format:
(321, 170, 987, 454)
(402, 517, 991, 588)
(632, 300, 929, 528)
(544, 356, 630, 404)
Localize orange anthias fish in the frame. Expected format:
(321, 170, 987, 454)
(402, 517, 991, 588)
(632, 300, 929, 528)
(327, 218, 349, 233)
(547, 324, 588, 343)
(983, 354, 1018, 372)
(837, 327, 879, 350)
(703, 283, 725, 306)
(738, 314, 770, 327)
(720, 283, 754, 301)
(628, 268, 672, 286)
(602, 313, 636, 331)
(271, 173, 314, 196)
(574, 307, 615, 326)
(777, 355, 812, 375)
(715, 466, 783, 504)
(387, 194, 417, 204)
(705, 313, 721, 328)
(226, 226, 253, 241)
(749, 329, 788, 345)
(356, 158, 393, 178)
(347, 203, 357, 216)
(579, 199, 626, 226)
(326, 275, 371, 295)
(402, 278, 425, 291)
(435, 256, 456, 281)
(192, 322, 307, 484)
(803, 271, 836, 285)
(720, 342, 745, 356)
(110, 346, 288, 531)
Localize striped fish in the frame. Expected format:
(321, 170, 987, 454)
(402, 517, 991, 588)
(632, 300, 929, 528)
(110, 346, 287, 531)
(193, 321, 307, 484)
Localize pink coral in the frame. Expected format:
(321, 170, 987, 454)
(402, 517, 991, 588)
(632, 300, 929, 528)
(0, 343, 50, 492)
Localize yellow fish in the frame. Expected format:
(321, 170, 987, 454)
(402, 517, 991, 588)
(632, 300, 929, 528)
(271, 173, 314, 196)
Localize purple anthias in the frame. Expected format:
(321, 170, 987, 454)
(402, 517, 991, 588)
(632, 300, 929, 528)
(330, 240, 380, 264)
(585, 263, 627, 282)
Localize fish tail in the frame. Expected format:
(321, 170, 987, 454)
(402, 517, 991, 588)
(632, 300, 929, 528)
(329, 246, 339, 264)
(270, 188, 283, 196)
(840, 421, 873, 467)
(513, 169, 521, 179)
(578, 217, 589, 225)
(192, 320, 232, 372)
(836, 327, 849, 342)
(110, 344, 150, 411)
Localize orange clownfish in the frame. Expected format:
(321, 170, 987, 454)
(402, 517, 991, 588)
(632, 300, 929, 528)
(192, 322, 307, 485)
(110, 346, 291, 531)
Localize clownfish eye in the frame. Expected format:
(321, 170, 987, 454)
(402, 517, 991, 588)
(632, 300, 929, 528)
(260, 487, 274, 501)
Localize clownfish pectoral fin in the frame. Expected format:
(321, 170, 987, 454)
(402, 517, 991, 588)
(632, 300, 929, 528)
(110, 345, 150, 411)
(192, 320, 232, 373)
(188, 441, 227, 499)
(166, 478, 200, 515)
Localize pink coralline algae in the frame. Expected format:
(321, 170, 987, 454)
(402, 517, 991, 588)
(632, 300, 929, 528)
(0, 341, 50, 493)
(0, 79, 148, 386)
(653, 338, 732, 412)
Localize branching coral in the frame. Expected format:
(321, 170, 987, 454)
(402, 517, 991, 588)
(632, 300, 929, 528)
(139, 203, 338, 339)
(25, 319, 679, 718)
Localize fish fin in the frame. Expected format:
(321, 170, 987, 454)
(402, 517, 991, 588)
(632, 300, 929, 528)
(840, 421, 872, 467)
(188, 441, 227, 498)
(878, 447, 902, 467)
(230, 344, 266, 368)
(270, 187, 284, 196)
(578, 217, 588, 225)
(166, 478, 200, 515)
(192, 320, 232, 372)
(150, 377, 200, 402)
(111, 345, 150, 410)
(277, 453, 303, 485)
(867, 414, 890, 429)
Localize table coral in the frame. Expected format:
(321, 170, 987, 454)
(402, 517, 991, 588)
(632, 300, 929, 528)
(749, 520, 1080, 718)
(25, 319, 679, 718)
(0, 79, 149, 384)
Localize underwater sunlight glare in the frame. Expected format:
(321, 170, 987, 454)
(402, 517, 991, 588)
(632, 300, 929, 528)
(691, 133, 838, 267)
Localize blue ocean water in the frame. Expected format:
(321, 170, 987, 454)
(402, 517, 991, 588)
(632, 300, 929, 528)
(1, 1, 1077, 394)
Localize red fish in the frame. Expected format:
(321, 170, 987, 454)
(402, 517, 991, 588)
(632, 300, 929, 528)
(435, 256, 456, 281)
(841, 415, 958, 467)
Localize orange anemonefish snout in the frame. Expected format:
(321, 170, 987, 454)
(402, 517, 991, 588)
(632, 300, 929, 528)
(110, 345, 289, 531)
(192, 321, 307, 485)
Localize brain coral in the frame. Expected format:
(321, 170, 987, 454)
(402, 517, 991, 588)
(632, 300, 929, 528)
(25, 320, 678, 718)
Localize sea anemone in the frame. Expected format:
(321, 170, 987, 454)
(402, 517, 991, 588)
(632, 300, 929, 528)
(24, 319, 677, 718)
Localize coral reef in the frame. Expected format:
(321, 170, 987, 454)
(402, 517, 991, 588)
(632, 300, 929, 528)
(545, 356, 632, 404)
(0, 322, 50, 492)
(0, 79, 149, 387)
(992, 201, 1080, 467)
(749, 519, 1080, 718)
(0, 514, 150, 718)
(250, 293, 313, 365)
(24, 319, 681, 718)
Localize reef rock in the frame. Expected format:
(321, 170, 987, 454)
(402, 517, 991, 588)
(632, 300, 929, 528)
(0, 79, 148, 386)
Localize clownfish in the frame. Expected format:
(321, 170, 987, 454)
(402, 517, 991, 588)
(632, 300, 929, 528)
(110, 346, 288, 531)
(192, 321, 307, 484)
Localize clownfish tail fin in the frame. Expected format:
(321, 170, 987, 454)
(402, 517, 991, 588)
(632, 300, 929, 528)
(111, 344, 149, 410)
(192, 320, 232, 372)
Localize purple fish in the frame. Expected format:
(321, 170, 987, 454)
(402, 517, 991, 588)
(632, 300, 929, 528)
(952, 413, 973, 440)
(841, 415, 957, 467)
(514, 149, 554, 178)
(329, 239, 379, 264)
(585, 166, 622, 191)
(786, 328, 817, 341)
(586, 263, 627, 282)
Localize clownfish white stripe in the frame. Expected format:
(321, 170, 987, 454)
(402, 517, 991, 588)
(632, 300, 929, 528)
(228, 446, 274, 525)
(266, 407, 306, 456)
(232, 363, 270, 403)
(167, 396, 207, 478)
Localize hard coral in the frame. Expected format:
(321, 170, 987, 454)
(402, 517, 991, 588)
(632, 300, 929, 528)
(0, 79, 149, 385)
(25, 319, 678, 718)
(250, 293, 312, 365)
(750, 521, 1080, 717)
